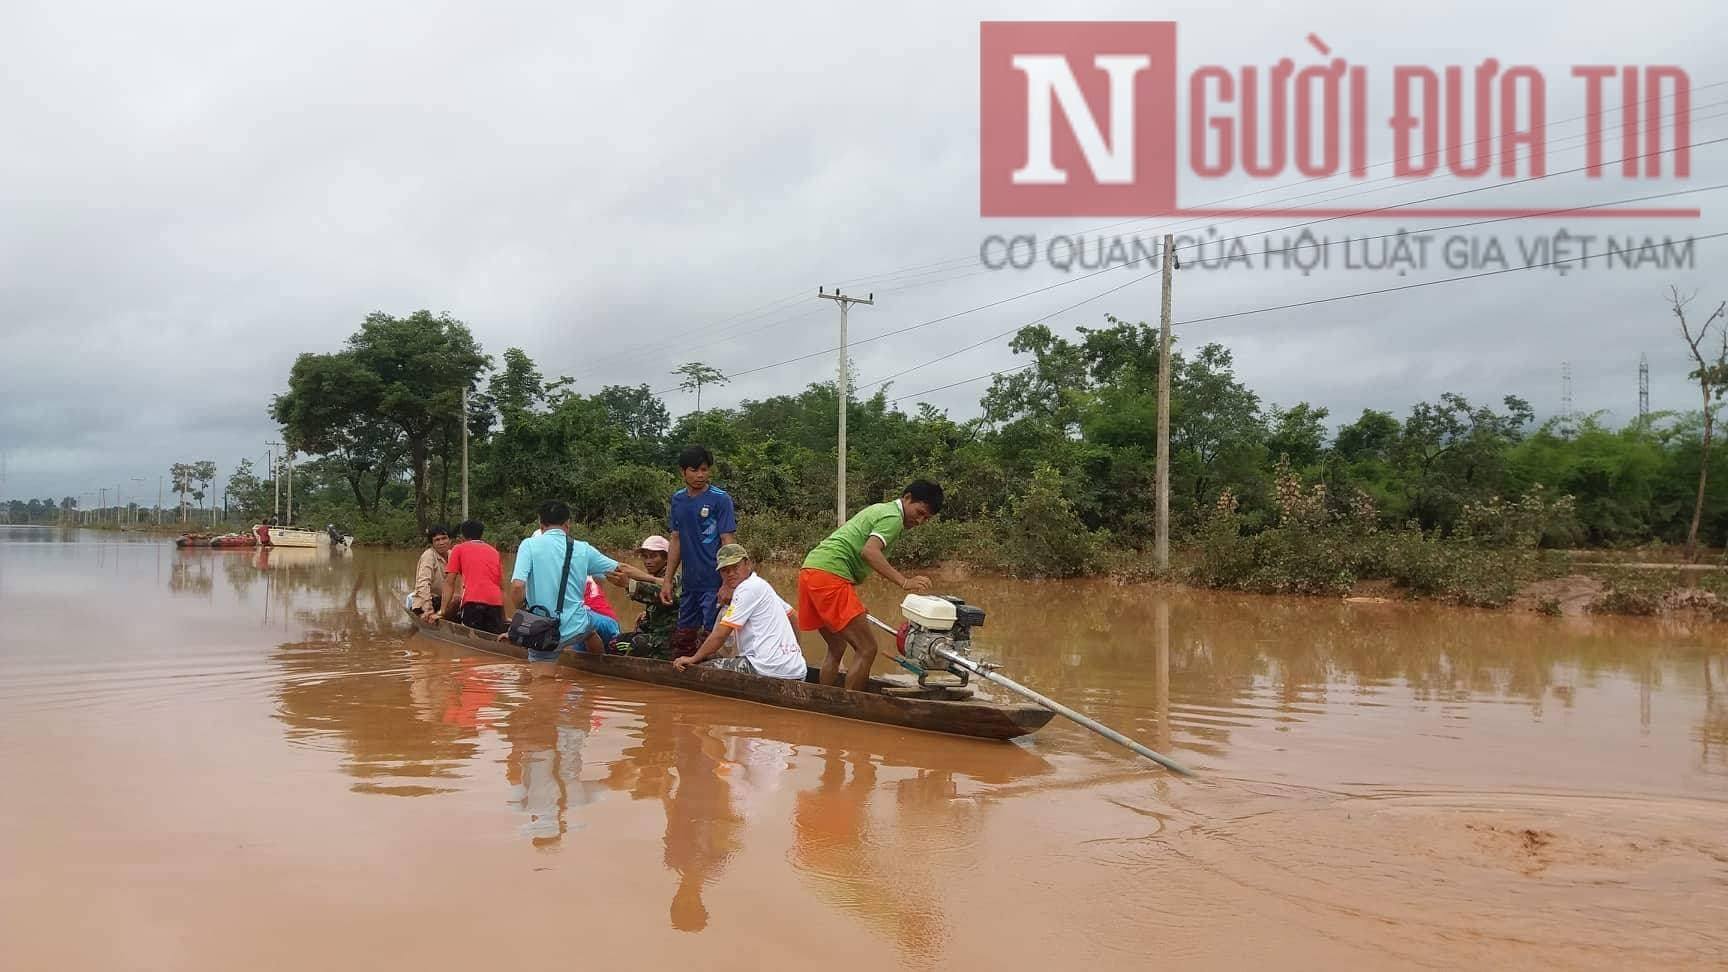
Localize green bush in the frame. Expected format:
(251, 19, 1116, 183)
(1187, 469, 1555, 607)
(735, 511, 830, 564)
(892, 517, 1000, 569)
(349, 509, 422, 546)
(1588, 568, 1674, 616)
(996, 465, 1096, 578)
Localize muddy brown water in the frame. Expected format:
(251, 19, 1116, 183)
(1, 528, 1725, 969)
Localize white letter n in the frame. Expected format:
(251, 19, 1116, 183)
(1011, 53, 1150, 185)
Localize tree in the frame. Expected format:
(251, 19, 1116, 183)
(226, 459, 268, 521)
(169, 462, 196, 523)
(1334, 409, 1400, 462)
(1394, 393, 1532, 530)
(1266, 403, 1330, 469)
(271, 352, 402, 516)
(1673, 286, 1728, 559)
(672, 362, 728, 414)
(273, 311, 488, 531)
(193, 460, 217, 523)
(488, 347, 546, 426)
(595, 383, 671, 465)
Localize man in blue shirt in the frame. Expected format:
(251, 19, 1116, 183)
(510, 500, 660, 660)
(660, 444, 737, 653)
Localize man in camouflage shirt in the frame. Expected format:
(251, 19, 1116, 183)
(614, 535, 679, 659)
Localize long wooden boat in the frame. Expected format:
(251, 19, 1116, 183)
(404, 607, 1055, 741)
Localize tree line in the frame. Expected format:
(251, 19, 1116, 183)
(250, 306, 1728, 568)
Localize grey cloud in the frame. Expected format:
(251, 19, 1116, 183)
(1, 0, 1724, 500)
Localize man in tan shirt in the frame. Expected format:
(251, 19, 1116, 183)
(412, 524, 453, 621)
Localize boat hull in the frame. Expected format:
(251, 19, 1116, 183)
(265, 527, 322, 548)
(405, 608, 1054, 741)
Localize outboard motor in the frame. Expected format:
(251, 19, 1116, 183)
(896, 594, 986, 684)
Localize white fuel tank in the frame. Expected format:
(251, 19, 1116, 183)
(900, 594, 957, 631)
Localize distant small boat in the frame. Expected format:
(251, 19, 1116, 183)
(176, 532, 259, 548)
(255, 525, 353, 549)
(207, 532, 257, 548)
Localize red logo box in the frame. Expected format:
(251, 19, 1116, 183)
(980, 21, 1178, 217)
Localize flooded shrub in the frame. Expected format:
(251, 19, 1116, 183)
(348, 509, 422, 546)
(1588, 568, 1674, 616)
(1456, 486, 1580, 548)
(733, 511, 829, 564)
(997, 465, 1096, 578)
(892, 517, 999, 569)
(1188, 487, 1354, 596)
(1188, 489, 1255, 587)
(567, 515, 662, 554)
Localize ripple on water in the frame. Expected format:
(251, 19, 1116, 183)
(1091, 781, 1728, 967)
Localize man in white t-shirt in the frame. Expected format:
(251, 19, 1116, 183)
(672, 544, 808, 680)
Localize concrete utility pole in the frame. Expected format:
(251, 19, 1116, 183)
(817, 287, 873, 527)
(157, 476, 164, 525)
(1155, 234, 1175, 572)
(285, 452, 294, 526)
(267, 442, 280, 520)
(461, 387, 470, 521)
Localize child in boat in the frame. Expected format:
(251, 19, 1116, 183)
(674, 544, 807, 679)
(613, 535, 679, 659)
(796, 480, 942, 692)
(584, 577, 622, 648)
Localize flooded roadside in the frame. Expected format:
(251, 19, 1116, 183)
(1, 527, 1724, 968)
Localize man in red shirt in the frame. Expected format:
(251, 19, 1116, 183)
(441, 520, 505, 633)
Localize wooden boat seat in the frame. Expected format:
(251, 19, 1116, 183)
(871, 672, 976, 701)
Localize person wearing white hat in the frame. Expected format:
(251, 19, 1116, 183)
(613, 534, 680, 659)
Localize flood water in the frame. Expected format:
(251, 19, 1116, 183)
(1, 527, 1725, 969)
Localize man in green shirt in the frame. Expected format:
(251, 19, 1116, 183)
(796, 480, 943, 691)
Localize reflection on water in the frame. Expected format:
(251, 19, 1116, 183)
(3, 529, 1726, 968)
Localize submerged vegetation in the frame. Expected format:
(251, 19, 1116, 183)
(76, 306, 1712, 614)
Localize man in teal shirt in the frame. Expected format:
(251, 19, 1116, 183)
(510, 501, 659, 659)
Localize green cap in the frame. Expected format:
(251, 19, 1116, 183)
(715, 543, 749, 569)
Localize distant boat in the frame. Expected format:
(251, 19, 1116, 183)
(255, 524, 353, 549)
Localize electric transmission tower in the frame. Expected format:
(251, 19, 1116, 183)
(1560, 361, 1575, 434)
(1638, 353, 1650, 421)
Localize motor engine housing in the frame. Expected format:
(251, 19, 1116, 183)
(897, 594, 986, 676)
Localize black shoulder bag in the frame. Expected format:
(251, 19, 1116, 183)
(507, 536, 576, 652)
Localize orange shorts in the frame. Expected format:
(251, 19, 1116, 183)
(796, 568, 866, 632)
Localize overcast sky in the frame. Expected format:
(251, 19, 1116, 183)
(2, 0, 1724, 504)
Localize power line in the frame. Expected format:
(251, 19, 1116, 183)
(560, 88, 1724, 393)
(840, 103, 1728, 302)
(832, 83, 1726, 287)
(1178, 231, 1728, 329)
(858, 182, 1728, 393)
(887, 232, 1728, 406)
(665, 132, 1725, 398)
